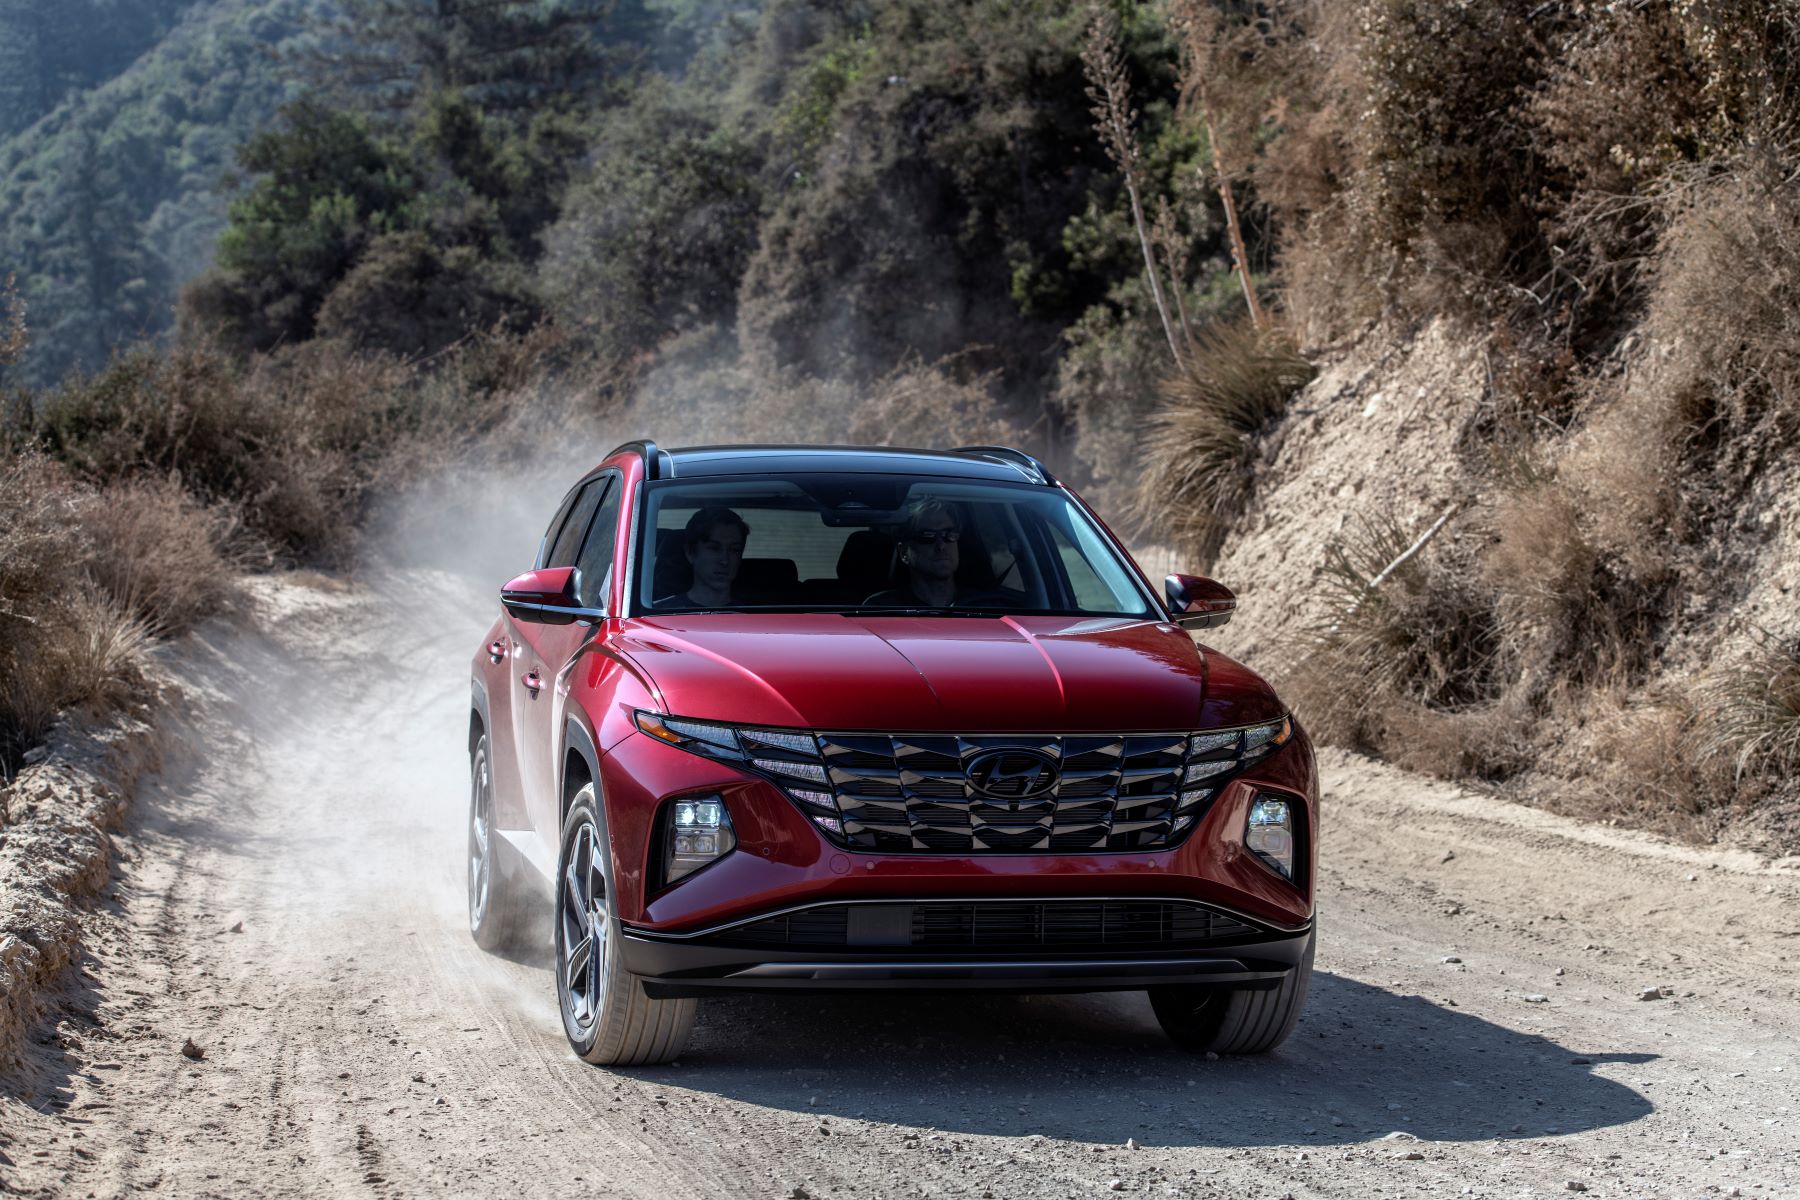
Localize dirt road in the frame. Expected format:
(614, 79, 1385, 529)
(3, 571, 1798, 1199)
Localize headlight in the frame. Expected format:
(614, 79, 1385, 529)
(664, 795, 736, 884)
(1246, 794, 1297, 880)
(635, 710, 842, 837)
(1172, 715, 1293, 834)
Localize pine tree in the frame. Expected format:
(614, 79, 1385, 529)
(303, 0, 650, 119)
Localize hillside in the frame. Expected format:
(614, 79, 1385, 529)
(0, 0, 313, 386)
(4, 0, 1799, 855)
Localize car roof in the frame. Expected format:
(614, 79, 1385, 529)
(625, 444, 1055, 486)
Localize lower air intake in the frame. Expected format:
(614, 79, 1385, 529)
(713, 900, 1264, 952)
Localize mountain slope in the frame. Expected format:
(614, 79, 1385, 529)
(0, 0, 317, 386)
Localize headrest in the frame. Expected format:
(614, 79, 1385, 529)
(837, 529, 894, 585)
(652, 527, 690, 598)
(738, 558, 798, 601)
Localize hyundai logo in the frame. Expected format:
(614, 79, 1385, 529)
(965, 749, 1059, 801)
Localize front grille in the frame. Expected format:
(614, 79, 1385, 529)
(712, 900, 1264, 952)
(755, 729, 1269, 853)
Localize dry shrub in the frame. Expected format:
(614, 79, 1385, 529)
(1273, 207, 1388, 348)
(1377, 693, 1536, 781)
(1642, 150, 1800, 481)
(80, 477, 238, 637)
(0, 455, 88, 625)
(1482, 474, 1669, 691)
(23, 327, 622, 567)
(845, 360, 1020, 450)
(1694, 632, 1800, 791)
(1136, 322, 1314, 566)
(1283, 511, 1503, 762)
(0, 455, 148, 767)
(1533, 4, 1710, 197)
(1555, 691, 1715, 835)
(29, 344, 347, 562)
(0, 597, 153, 766)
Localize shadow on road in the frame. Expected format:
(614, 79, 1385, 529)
(629, 972, 1656, 1147)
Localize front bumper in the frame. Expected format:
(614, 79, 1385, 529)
(620, 898, 1314, 997)
(597, 730, 1319, 932)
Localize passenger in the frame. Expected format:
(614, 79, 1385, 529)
(659, 506, 748, 608)
(869, 497, 963, 607)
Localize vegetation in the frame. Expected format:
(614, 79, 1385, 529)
(1135, 321, 1312, 566)
(0, 0, 320, 387)
(6, 0, 1800, 845)
(1232, 0, 1800, 841)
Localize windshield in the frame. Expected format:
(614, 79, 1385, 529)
(630, 473, 1156, 619)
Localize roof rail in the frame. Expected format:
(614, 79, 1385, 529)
(951, 445, 1056, 485)
(607, 439, 671, 480)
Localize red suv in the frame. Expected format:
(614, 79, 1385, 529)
(468, 443, 1315, 1066)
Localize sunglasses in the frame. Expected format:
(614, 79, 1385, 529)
(906, 529, 961, 546)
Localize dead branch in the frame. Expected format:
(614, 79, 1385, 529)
(1083, 5, 1185, 370)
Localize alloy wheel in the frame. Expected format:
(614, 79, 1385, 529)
(559, 820, 609, 1032)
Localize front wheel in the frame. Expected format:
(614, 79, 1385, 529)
(555, 784, 696, 1066)
(1148, 933, 1314, 1055)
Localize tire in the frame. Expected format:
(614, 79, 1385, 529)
(554, 784, 697, 1066)
(468, 733, 529, 951)
(1148, 932, 1315, 1055)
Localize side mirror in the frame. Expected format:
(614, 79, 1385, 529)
(501, 566, 601, 625)
(1164, 573, 1236, 630)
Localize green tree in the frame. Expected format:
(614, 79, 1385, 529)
(306, 0, 657, 119)
(183, 101, 417, 352)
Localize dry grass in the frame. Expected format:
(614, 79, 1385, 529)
(1283, 510, 1503, 762)
(1135, 322, 1314, 566)
(80, 477, 240, 637)
(1695, 632, 1800, 790)
(0, 457, 127, 768)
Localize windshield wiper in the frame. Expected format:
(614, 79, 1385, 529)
(649, 607, 767, 615)
(834, 606, 1005, 617)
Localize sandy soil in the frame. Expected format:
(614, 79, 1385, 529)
(3, 571, 1798, 1199)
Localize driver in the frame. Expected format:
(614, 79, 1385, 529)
(868, 497, 964, 607)
(658, 506, 748, 608)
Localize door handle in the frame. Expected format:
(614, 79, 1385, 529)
(488, 639, 506, 664)
(522, 668, 543, 695)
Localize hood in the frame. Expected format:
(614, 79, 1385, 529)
(614, 613, 1282, 733)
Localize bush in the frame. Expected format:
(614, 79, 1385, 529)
(1643, 149, 1800, 479)
(537, 84, 763, 360)
(28, 345, 360, 564)
(314, 232, 533, 360)
(1283, 510, 1502, 762)
(1696, 632, 1800, 791)
(1134, 322, 1314, 565)
(80, 477, 239, 637)
(845, 360, 1022, 450)
(0, 455, 177, 770)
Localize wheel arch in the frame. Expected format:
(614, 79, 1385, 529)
(562, 711, 601, 829)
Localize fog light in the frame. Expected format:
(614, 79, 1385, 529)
(1246, 795, 1296, 879)
(666, 795, 736, 884)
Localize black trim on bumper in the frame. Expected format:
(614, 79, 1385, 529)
(623, 924, 1314, 997)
